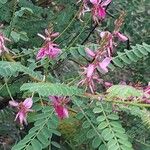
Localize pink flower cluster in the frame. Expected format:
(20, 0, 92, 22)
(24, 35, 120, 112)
(9, 98, 33, 125)
(78, 49, 111, 93)
(49, 96, 69, 119)
(36, 29, 61, 60)
(78, 0, 112, 23)
(78, 17, 128, 93)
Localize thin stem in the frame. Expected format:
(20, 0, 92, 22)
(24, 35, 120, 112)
(81, 23, 98, 45)
(81, 93, 150, 108)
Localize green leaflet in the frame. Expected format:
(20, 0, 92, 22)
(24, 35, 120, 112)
(20, 82, 83, 96)
(0, 61, 43, 80)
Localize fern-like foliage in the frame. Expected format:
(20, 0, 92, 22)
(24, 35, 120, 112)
(93, 101, 133, 150)
(73, 97, 133, 150)
(106, 85, 143, 99)
(0, 61, 43, 80)
(69, 43, 150, 71)
(20, 82, 83, 96)
(73, 97, 107, 149)
(109, 43, 150, 70)
(12, 107, 61, 150)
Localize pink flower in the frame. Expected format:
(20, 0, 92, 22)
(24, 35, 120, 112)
(98, 57, 111, 73)
(78, 65, 102, 93)
(91, 0, 112, 22)
(0, 33, 10, 55)
(9, 98, 33, 125)
(78, 0, 111, 22)
(49, 96, 69, 119)
(36, 29, 61, 60)
(36, 42, 61, 60)
(87, 64, 95, 78)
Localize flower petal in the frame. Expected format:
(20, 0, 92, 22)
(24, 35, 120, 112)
(116, 32, 128, 42)
(99, 57, 111, 73)
(9, 100, 19, 107)
(23, 98, 33, 109)
(63, 107, 69, 118)
(87, 64, 95, 78)
(85, 48, 96, 58)
(101, 0, 112, 6)
(36, 47, 47, 60)
(51, 32, 59, 37)
(90, 0, 101, 4)
(98, 6, 106, 19)
(18, 111, 26, 125)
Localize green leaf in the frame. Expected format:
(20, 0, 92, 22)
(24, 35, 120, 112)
(51, 141, 61, 149)
(86, 129, 96, 139)
(93, 107, 103, 113)
(98, 121, 108, 130)
(96, 116, 106, 122)
(107, 114, 119, 120)
(37, 133, 49, 145)
(82, 120, 90, 128)
(107, 139, 117, 149)
(101, 128, 114, 141)
(11, 31, 20, 42)
(118, 139, 132, 148)
(20, 31, 29, 41)
(92, 137, 102, 148)
(31, 139, 42, 150)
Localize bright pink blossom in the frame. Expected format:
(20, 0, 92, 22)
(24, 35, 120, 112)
(36, 29, 61, 60)
(78, 0, 111, 22)
(49, 96, 69, 119)
(90, 0, 112, 22)
(36, 42, 61, 60)
(78, 65, 102, 93)
(9, 98, 33, 125)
